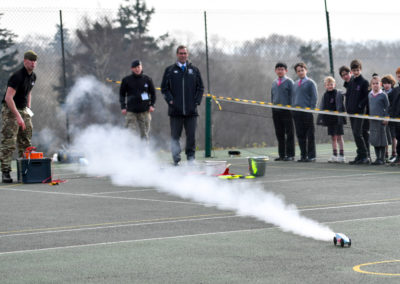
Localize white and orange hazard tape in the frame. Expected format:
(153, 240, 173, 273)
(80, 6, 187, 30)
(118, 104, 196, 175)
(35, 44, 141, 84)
(106, 79, 399, 123)
(205, 94, 400, 123)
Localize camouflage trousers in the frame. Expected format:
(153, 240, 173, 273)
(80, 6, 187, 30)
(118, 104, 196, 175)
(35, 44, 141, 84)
(0, 105, 33, 172)
(125, 111, 151, 141)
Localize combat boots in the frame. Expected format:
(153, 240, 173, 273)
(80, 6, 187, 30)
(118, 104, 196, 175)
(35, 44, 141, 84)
(2, 171, 12, 183)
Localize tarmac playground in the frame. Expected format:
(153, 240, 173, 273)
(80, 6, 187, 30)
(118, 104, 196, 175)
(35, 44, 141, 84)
(0, 143, 400, 283)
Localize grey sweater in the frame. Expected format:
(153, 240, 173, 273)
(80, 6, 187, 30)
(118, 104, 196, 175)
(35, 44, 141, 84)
(292, 77, 318, 108)
(369, 91, 389, 117)
(270, 76, 294, 105)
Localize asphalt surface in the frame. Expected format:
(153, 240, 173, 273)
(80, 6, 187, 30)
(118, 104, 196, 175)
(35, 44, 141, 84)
(1, 147, 400, 283)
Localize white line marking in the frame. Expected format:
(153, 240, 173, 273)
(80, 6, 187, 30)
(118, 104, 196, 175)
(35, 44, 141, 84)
(1, 213, 400, 256)
(299, 201, 396, 211)
(0, 228, 269, 256)
(324, 214, 400, 224)
(254, 172, 396, 184)
(0, 187, 200, 205)
(0, 215, 239, 238)
(1, 199, 399, 238)
(91, 189, 155, 195)
(0, 215, 400, 256)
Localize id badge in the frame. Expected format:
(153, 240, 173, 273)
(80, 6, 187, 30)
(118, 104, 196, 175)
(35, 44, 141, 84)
(141, 92, 149, 100)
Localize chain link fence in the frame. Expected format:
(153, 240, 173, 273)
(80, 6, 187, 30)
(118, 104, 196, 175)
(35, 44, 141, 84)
(1, 6, 400, 155)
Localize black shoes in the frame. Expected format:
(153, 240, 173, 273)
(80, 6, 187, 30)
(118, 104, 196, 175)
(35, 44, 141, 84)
(371, 159, 385, 165)
(275, 156, 295, 161)
(297, 157, 316, 163)
(349, 156, 370, 165)
(2, 171, 12, 183)
(349, 156, 360, 165)
(349, 157, 370, 165)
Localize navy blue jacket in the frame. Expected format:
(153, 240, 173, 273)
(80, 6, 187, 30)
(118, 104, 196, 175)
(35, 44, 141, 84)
(391, 85, 400, 118)
(345, 75, 369, 114)
(161, 62, 204, 117)
(119, 72, 156, 113)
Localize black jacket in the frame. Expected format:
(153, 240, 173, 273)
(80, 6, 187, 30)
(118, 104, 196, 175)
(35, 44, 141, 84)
(119, 72, 156, 113)
(317, 89, 346, 126)
(345, 75, 369, 114)
(161, 62, 204, 116)
(387, 87, 399, 117)
(391, 85, 400, 118)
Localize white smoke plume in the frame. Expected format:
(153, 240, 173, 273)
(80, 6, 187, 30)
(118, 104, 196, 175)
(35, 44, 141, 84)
(65, 75, 121, 134)
(65, 76, 335, 242)
(74, 125, 335, 242)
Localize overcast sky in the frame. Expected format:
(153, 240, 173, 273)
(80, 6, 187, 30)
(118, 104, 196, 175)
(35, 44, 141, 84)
(1, 0, 399, 43)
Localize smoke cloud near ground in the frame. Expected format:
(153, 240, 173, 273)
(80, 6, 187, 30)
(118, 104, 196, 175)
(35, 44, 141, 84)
(73, 125, 335, 242)
(66, 76, 335, 242)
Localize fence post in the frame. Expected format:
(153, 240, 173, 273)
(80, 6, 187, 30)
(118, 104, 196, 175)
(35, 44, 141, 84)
(204, 11, 212, 157)
(59, 10, 70, 144)
(324, 0, 334, 77)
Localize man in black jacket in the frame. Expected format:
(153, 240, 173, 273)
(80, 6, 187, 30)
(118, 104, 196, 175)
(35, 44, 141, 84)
(345, 60, 370, 164)
(161, 45, 204, 165)
(119, 60, 156, 141)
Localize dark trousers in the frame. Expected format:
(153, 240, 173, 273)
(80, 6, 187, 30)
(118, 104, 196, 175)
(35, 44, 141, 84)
(293, 112, 315, 159)
(363, 119, 370, 157)
(272, 109, 295, 158)
(350, 117, 368, 159)
(170, 116, 197, 163)
(396, 123, 400, 155)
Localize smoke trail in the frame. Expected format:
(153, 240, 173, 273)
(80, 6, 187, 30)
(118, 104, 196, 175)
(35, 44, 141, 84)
(74, 125, 335, 242)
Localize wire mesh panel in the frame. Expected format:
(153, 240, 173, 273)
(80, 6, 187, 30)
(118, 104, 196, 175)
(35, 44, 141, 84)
(0, 5, 399, 160)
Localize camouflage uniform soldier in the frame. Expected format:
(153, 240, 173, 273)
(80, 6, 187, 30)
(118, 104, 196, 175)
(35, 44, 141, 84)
(0, 50, 37, 183)
(119, 60, 156, 141)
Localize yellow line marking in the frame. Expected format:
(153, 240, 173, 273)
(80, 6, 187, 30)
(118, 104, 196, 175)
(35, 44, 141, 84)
(353, 260, 400, 276)
(0, 212, 233, 235)
(0, 183, 23, 188)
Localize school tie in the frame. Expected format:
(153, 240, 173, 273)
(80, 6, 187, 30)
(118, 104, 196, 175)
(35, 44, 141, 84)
(278, 78, 282, 86)
(298, 79, 302, 86)
(181, 65, 185, 72)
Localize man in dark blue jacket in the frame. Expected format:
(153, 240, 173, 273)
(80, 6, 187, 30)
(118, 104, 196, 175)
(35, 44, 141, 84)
(161, 45, 204, 165)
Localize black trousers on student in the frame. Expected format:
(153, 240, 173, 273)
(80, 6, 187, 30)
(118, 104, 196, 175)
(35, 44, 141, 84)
(350, 117, 368, 159)
(272, 109, 295, 158)
(396, 123, 400, 156)
(170, 116, 197, 163)
(293, 112, 316, 159)
(363, 118, 370, 157)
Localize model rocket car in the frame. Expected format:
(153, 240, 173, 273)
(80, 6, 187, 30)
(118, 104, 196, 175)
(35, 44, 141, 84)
(333, 233, 351, 247)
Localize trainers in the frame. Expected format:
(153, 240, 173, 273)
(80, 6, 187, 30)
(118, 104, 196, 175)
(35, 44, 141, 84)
(391, 157, 400, 165)
(2, 171, 12, 183)
(337, 155, 346, 163)
(328, 155, 337, 163)
(389, 155, 397, 163)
